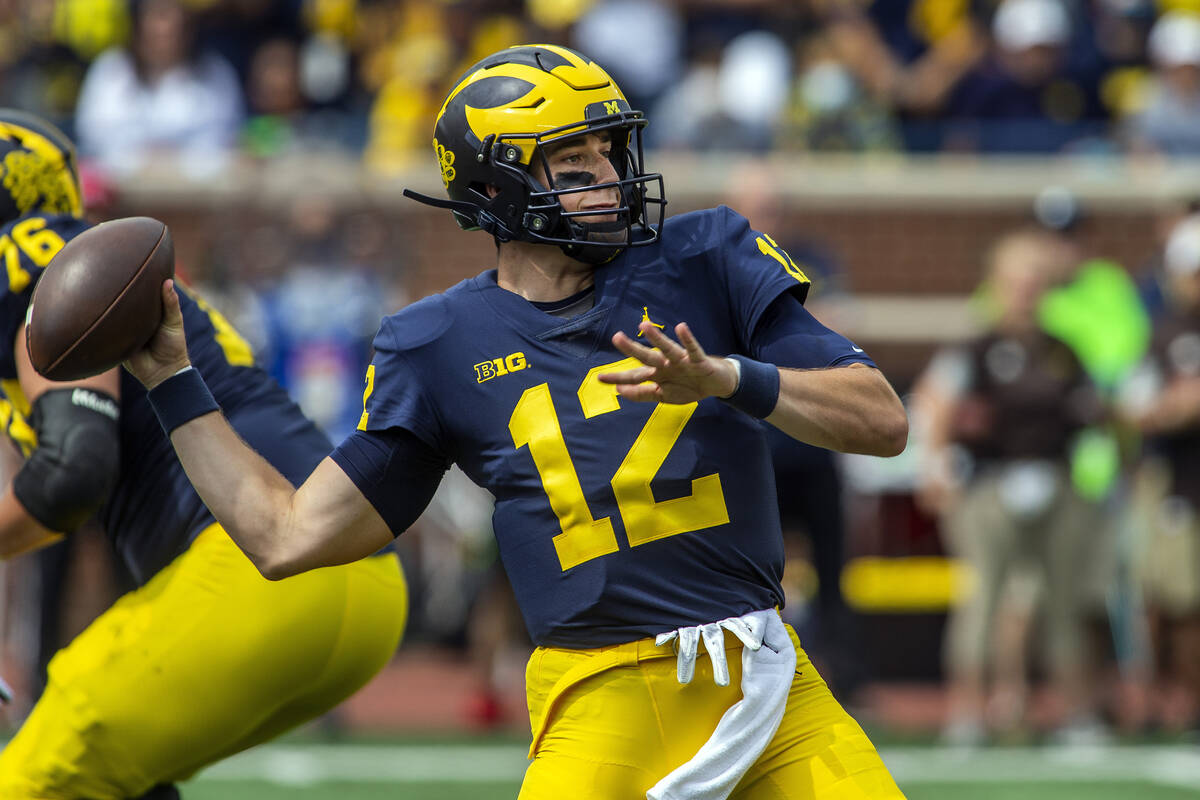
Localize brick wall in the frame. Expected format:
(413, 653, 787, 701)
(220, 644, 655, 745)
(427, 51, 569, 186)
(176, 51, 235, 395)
(112, 155, 1181, 388)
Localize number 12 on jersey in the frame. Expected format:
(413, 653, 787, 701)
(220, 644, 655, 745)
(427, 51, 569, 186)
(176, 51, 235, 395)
(509, 357, 729, 571)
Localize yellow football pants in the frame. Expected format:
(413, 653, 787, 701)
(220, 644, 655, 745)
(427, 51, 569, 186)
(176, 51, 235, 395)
(521, 623, 905, 799)
(0, 524, 407, 799)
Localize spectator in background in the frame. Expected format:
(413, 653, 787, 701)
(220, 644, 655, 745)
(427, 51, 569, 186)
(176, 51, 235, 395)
(192, 0, 304, 87)
(716, 30, 793, 151)
(1126, 11, 1200, 155)
(644, 31, 725, 150)
(363, 0, 529, 174)
(190, 197, 389, 444)
(1081, 0, 1157, 123)
(216, 2, 364, 155)
(571, 0, 684, 116)
(652, 29, 792, 152)
(73, 0, 243, 177)
(1031, 185, 1152, 734)
(242, 36, 303, 157)
(943, 0, 1108, 152)
(782, 36, 901, 153)
(257, 195, 388, 441)
(242, 35, 347, 158)
(1132, 198, 1200, 319)
(0, 0, 112, 129)
(1120, 214, 1200, 732)
(913, 228, 1106, 746)
(823, 0, 986, 151)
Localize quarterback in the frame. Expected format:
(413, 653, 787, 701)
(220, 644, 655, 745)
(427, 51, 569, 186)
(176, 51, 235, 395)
(0, 111, 407, 799)
(129, 45, 909, 798)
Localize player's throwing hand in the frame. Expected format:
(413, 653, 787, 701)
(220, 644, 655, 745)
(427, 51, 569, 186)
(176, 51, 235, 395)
(600, 321, 739, 404)
(125, 279, 192, 390)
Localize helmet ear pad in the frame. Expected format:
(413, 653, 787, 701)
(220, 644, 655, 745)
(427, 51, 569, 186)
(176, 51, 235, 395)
(460, 156, 563, 243)
(461, 180, 521, 242)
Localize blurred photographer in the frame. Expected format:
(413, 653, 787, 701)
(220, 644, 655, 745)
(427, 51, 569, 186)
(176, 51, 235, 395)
(914, 227, 1106, 745)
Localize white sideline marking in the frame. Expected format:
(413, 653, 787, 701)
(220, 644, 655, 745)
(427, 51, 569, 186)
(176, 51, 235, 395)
(189, 743, 1200, 789)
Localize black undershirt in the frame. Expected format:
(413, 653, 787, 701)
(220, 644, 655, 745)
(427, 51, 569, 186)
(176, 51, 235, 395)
(530, 285, 596, 318)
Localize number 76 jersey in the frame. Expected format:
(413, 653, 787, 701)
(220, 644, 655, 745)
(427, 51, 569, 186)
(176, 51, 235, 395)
(358, 207, 859, 648)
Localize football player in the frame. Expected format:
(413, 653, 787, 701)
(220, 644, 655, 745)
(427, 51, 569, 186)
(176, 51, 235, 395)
(0, 110, 408, 799)
(128, 45, 909, 798)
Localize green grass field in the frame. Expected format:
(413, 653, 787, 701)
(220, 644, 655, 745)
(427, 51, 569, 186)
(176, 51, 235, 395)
(179, 740, 1200, 799)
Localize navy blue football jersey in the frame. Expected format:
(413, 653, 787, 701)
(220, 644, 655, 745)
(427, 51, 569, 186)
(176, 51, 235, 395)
(351, 206, 873, 647)
(0, 213, 333, 585)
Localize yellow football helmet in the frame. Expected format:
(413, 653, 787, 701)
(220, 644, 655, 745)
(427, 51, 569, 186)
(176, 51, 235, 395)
(404, 44, 665, 263)
(0, 110, 82, 226)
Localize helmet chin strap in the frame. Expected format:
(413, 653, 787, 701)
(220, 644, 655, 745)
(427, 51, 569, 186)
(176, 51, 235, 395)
(560, 243, 626, 265)
(557, 217, 630, 265)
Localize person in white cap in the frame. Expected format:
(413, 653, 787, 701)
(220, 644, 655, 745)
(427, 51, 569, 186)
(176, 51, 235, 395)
(992, 0, 1072, 85)
(942, 0, 1106, 151)
(1128, 12, 1200, 155)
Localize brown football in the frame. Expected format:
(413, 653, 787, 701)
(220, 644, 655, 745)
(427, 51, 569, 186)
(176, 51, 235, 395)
(27, 216, 174, 381)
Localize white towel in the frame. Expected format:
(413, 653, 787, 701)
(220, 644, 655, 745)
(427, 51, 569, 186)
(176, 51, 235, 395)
(647, 608, 796, 800)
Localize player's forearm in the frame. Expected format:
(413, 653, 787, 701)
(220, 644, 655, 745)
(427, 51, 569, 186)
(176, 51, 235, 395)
(166, 414, 392, 579)
(0, 487, 63, 559)
(167, 411, 303, 578)
(766, 364, 908, 456)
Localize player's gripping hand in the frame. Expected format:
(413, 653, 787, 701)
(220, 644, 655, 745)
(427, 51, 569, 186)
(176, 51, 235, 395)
(124, 279, 192, 390)
(601, 321, 739, 404)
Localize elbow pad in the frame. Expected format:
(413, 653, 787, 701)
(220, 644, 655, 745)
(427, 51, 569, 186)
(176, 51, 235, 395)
(12, 388, 120, 533)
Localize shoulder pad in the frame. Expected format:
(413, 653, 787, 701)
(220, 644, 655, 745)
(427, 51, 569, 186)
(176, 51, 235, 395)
(657, 206, 736, 255)
(377, 293, 454, 352)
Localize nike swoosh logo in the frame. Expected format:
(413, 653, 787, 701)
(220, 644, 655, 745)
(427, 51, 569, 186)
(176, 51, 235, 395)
(851, 346, 864, 353)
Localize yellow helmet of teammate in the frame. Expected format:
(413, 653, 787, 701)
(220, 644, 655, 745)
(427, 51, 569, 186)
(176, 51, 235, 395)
(0, 110, 83, 225)
(404, 44, 665, 264)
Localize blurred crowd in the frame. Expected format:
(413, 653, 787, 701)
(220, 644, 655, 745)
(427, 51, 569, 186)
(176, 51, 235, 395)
(10, 0, 1200, 177)
(907, 193, 1200, 746)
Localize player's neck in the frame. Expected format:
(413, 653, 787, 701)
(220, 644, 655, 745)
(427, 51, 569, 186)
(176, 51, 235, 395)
(496, 240, 595, 302)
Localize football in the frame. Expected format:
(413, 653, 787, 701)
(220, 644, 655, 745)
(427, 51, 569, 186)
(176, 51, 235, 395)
(27, 216, 174, 382)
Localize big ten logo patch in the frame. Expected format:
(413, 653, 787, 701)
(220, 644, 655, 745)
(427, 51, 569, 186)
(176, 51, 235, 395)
(475, 352, 529, 383)
(434, 138, 455, 188)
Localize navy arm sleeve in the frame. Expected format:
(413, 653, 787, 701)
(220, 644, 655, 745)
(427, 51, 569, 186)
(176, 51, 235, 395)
(749, 292, 877, 370)
(330, 427, 449, 537)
